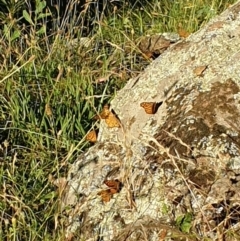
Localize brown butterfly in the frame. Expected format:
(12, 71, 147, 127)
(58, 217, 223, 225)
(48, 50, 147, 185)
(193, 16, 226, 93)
(159, 229, 167, 241)
(104, 179, 121, 194)
(178, 28, 190, 38)
(97, 189, 113, 202)
(98, 179, 122, 202)
(94, 105, 120, 128)
(105, 112, 121, 128)
(93, 105, 111, 120)
(140, 101, 163, 114)
(86, 130, 97, 143)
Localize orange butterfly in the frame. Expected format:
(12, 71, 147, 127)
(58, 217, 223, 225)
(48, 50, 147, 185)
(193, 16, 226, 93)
(93, 105, 111, 120)
(94, 105, 121, 128)
(178, 28, 190, 38)
(104, 179, 121, 194)
(98, 179, 122, 202)
(86, 130, 97, 143)
(140, 101, 163, 114)
(105, 112, 121, 128)
(97, 189, 113, 202)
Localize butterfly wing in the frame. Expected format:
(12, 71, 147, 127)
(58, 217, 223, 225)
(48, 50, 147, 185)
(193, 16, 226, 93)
(140, 101, 162, 114)
(93, 105, 111, 120)
(86, 130, 97, 142)
(140, 102, 155, 114)
(97, 189, 113, 202)
(109, 188, 118, 194)
(93, 104, 121, 127)
(104, 179, 120, 191)
(105, 112, 121, 128)
(100, 105, 111, 119)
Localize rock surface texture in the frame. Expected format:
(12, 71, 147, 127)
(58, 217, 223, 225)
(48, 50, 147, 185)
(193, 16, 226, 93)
(63, 2, 240, 240)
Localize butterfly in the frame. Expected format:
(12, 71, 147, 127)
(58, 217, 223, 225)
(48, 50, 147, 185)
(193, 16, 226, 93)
(178, 28, 190, 38)
(97, 189, 113, 202)
(98, 179, 122, 202)
(104, 179, 121, 194)
(93, 105, 111, 120)
(86, 130, 97, 143)
(140, 101, 163, 114)
(94, 105, 121, 128)
(105, 112, 121, 128)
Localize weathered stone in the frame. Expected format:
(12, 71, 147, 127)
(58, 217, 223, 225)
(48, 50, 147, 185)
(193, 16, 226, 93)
(63, 2, 240, 240)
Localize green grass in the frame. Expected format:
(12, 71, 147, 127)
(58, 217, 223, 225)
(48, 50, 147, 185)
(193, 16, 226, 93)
(0, 0, 237, 240)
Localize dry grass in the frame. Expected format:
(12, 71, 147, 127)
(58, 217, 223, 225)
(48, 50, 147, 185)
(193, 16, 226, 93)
(0, 0, 237, 240)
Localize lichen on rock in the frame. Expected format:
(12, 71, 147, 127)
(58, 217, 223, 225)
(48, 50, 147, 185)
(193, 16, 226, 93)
(62, 2, 240, 240)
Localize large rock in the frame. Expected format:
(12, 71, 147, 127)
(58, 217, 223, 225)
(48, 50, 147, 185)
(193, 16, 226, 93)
(62, 2, 240, 240)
